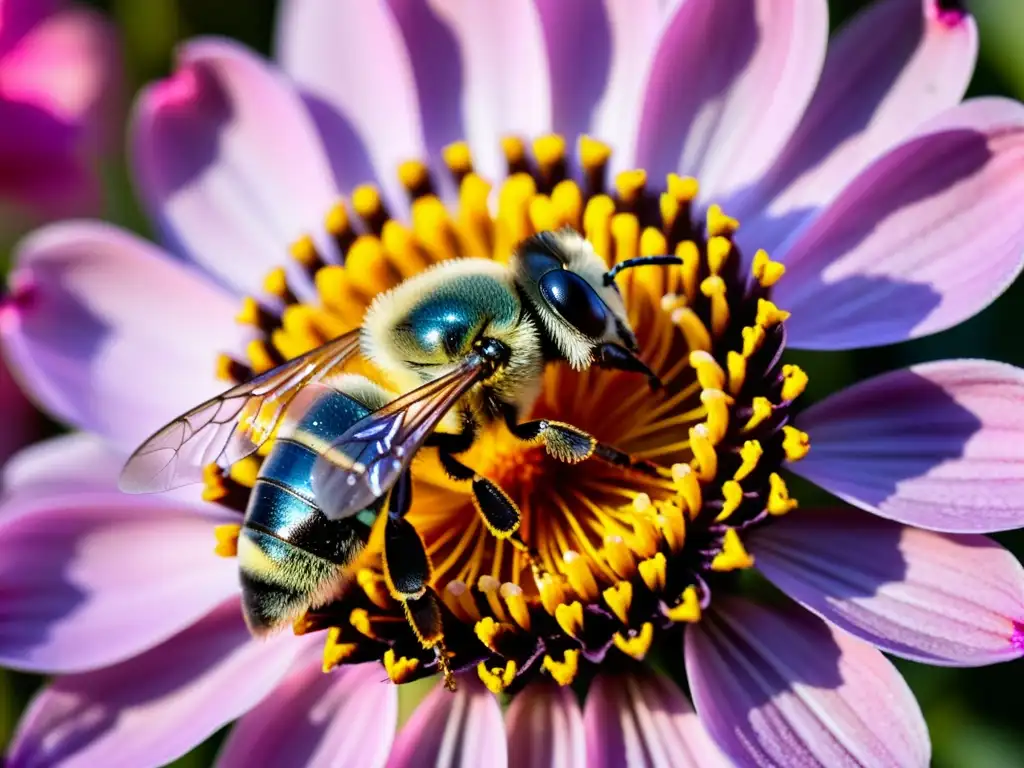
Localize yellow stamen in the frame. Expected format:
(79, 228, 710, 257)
(706, 204, 739, 237)
(603, 581, 633, 624)
(457, 173, 493, 257)
(229, 456, 260, 489)
(615, 169, 647, 208)
(741, 325, 766, 358)
(383, 649, 420, 685)
(345, 236, 399, 297)
(321, 628, 359, 672)
(782, 426, 811, 461)
(411, 196, 460, 263)
(752, 249, 785, 287)
(289, 235, 321, 271)
(501, 136, 527, 171)
(235, 297, 266, 329)
(706, 236, 731, 275)
(398, 159, 431, 197)
(675, 240, 700, 299)
(357, 568, 393, 610)
(478, 575, 508, 622)
(711, 529, 755, 571)
(690, 350, 725, 391)
(444, 580, 480, 624)
(550, 180, 583, 231)
(496, 174, 537, 258)
(700, 389, 733, 445)
(474, 616, 509, 652)
(443, 141, 473, 180)
(533, 134, 566, 180)
(349, 608, 376, 639)
(563, 551, 599, 603)
(734, 440, 763, 482)
(767, 473, 799, 516)
(743, 397, 773, 432)
(756, 299, 790, 328)
(555, 601, 585, 638)
(613, 622, 654, 660)
(602, 536, 637, 580)
(245, 339, 277, 375)
(716, 480, 744, 523)
(781, 364, 809, 401)
(542, 649, 580, 686)
(352, 184, 386, 233)
(727, 350, 747, 394)
(478, 660, 517, 694)
(664, 586, 702, 623)
(500, 582, 532, 631)
(528, 194, 557, 233)
(700, 276, 730, 337)
(579, 135, 612, 177)
(381, 221, 431, 278)
(672, 307, 712, 353)
(638, 552, 667, 593)
(667, 173, 699, 202)
(262, 267, 290, 301)
(689, 424, 718, 482)
(671, 463, 702, 520)
(583, 194, 615, 264)
(610, 213, 639, 264)
(537, 572, 569, 616)
(213, 524, 240, 558)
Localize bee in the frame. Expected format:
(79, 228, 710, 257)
(120, 230, 683, 671)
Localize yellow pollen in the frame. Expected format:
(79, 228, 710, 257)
(706, 236, 732, 275)
(689, 424, 718, 482)
(324, 201, 352, 239)
(768, 473, 799, 515)
(383, 650, 420, 685)
(555, 601, 585, 638)
(542, 649, 581, 686)
(756, 299, 791, 327)
(781, 365, 809, 401)
(611, 213, 640, 264)
(711, 529, 755, 572)
(664, 586, 702, 623)
(357, 568, 393, 610)
(667, 173, 699, 203)
(352, 184, 384, 223)
(726, 350, 747, 394)
(615, 169, 647, 207)
(537, 572, 569, 616)
(235, 297, 265, 328)
(671, 463, 703, 521)
(563, 551, 600, 602)
(398, 159, 430, 194)
(412, 196, 461, 263)
(474, 617, 509, 652)
(743, 397, 774, 432)
(629, 515, 662, 560)
(533, 134, 566, 174)
(632, 493, 652, 514)
(202, 464, 228, 504)
(602, 536, 637, 580)
(579, 135, 612, 170)
(322, 627, 358, 672)
(734, 441, 763, 482)
(583, 194, 615, 262)
(716, 481, 744, 523)
(496, 174, 537, 257)
(229, 456, 260, 489)
(690, 350, 726, 391)
(660, 193, 680, 236)
(656, 509, 685, 553)
(700, 276, 730, 336)
(550, 180, 583, 231)
(700, 389, 733, 445)
(603, 581, 633, 624)
(262, 267, 290, 300)
(500, 582, 532, 631)
(289, 235, 321, 271)
(638, 552, 667, 593)
(478, 660, 517, 694)
(501, 136, 527, 168)
(443, 141, 473, 177)
(706, 204, 739, 237)
(752, 249, 785, 287)
(639, 227, 668, 260)
(675, 240, 700, 299)
(613, 622, 654, 660)
(349, 608, 376, 639)
(213, 524, 240, 558)
(741, 325, 766, 358)
(782, 426, 811, 462)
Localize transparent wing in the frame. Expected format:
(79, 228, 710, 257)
(119, 330, 362, 494)
(310, 358, 486, 520)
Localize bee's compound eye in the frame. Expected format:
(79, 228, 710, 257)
(520, 247, 563, 282)
(539, 269, 609, 338)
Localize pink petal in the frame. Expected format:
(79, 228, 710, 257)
(583, 672, 729, 768)
(506, 682, 586, 768)
(7, 600, 301, 768)
(0, 221, 244, 453)
(0, 7, 123, 153)
(423, 0, 551, 182)
(0, 341, 40, 466)
(686, 596, 930, 767)
(386, 675, 507, 768)
(776, 97, 1024, 350)
(275, 0, 425, 212)
(634, 0, 828, 202)
(1, 433, 123, 499)
(793, 359, 1024, 533)
(218, 657, 397, 768)
(0, 0, 58, 53)
(131, 38, 340, 297)
(0, 491, 239, 673)
(752, 506, 1024, 666)
(736, 0, 977, 255)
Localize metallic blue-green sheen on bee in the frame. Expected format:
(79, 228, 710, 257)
(237, 387, 382, 634)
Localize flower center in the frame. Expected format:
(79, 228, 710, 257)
(203, 134, 809, 692)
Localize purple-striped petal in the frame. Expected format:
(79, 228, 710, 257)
(423, 0, 551, 182)
(635, 0, 828, 202)
(583, 672, 729, 768)
(735, 0, 977, 255)
(776, 97, 1024, 350)
(386, 675, 506, 768)
(275, 0, 425, 212)
(218, 657, 397, 768)
(794, 359, 1024, 532)
(7, 600, 301, 768)
(686, 596, 930, 767)
(0, 491, 238, 673)
(131, 37, 339, 297)
(0, 343, 40, 466)
(506, 682, 585, 768)
(752, 507, 1024, 666)
(0, 222, 243, 453)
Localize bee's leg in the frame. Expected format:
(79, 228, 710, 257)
(380, 470, 455, 690)
(502, 406, 662, 477)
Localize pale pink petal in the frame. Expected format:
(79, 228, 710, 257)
(506, 682, 585, 768)
(0, 221, 244, 453)
(6, 600, 301, 768)
(424, 0, 551, 182)
(583, 672, 729, 768)
(776, 97, 1024, 350)
(0, 341, 40, 466)
(0, 491, 239, 673)
(752, 507, 1024, 666)
(218, 657, 397, 768)
(686, 596, 930, 767)
(793, 359, 1024, 532)
(131, 38, 340, 297)
(275, 0, 425, 212)
(534, 0, 661, 168)
(386, 675, 507, 768)
(2, 433, 123, 499)
(634, 0, 828, 202)
(735, 0, 977, 254)
(1, 7, 123, 152)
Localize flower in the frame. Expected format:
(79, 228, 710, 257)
(3, 0, 1024, 765)
(0, 0, 122, 221)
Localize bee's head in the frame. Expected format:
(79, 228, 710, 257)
(512, 230, 661, 387)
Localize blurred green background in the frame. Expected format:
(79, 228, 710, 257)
(2, 0, 1024, 765)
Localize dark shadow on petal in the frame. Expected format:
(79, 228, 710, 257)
(300, 92, 378, 194)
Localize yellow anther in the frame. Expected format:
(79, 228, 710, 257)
(615, 169, 647, 206)
(629, 514, 661, 560)
(741, 325, 766, 360)
(706, 203, 739, 237)
(501, 136, 527, 167)
(443, 141, 473, 176)
(344, 235, 398, 296)
(357, 568, 393, 610)
(229, 456, 260, 489)
(381, 220, 431, 277)
(529, 194, 557, 233)
(602, 535, 637, 580)
(321, 627, 359, 672)
(214, 353, 243, 384)
(458, 173, 493, 257)
(555, 601, 585, 638)
(213, 524, 240, 558)
(474, 616, 508, 651)
(671, 463, 703, 520)
(711, 529, 755, 571)
(542, 649, 580, 686)
(610, 213, 639, 264)
(672, 307, 712, 353)
(289, 234, 320, 270)
(477, 575, 507, 622)
(478, 660, 517, 694)
(660, 193, 680, 235)
(716, 480, 744, 522)
(500, 582, 532, 631)
(752, 248, 785, 287)
(768, 472, 799, 516)
(700, 389, 733, 445)
(398, 159, 430, 194)
(756, 299, 791, 328)
(536, 572, 569, 616)
(412, 195, 461, 263)
(613, 623, 654, 661)
(782, 426, 811, 461)
(583, 194, 616, 263)
(444, 579, 480, 624)
(262, 267, 290, 301)
(700, 276, 730, 337)
(743, 396, 774, 432)
(639, 227, 668, 258)
(734, 440, 763, 482)
(324, 201, 352, 239)
(781, 364, 809, 401)
(638, 552, 667, 593)
(349, 608, 376, 639)
(664, 586, 702, 623)
(675, 239, 700, 299)
(314, 265, 364, 323)
(726, 350, 747, 394)
(235, 297, 264, 328)
(690, 350, 726, 391)
(656, 507, 686, 554)
(667, 173, 699, 202)
(292, 612, 318, 636)
(579, 135, 612, 170)
(496, 173, 537, 256)
(706, 236, 732, 275)
(533, 134, 566, 172)
(352, 184, 383, 220)
(201, 464, 227, 504)
(563, 551, 600, 603)
(633, 493, 652, 514)
(383, 649, 420, 685)
(603, 581, 633, 624)
(661, 293, 686, 313)
(550, 180, 583, 231)
(689, 423, 718, 482)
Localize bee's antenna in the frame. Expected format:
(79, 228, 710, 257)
(603, 255, 685, 286)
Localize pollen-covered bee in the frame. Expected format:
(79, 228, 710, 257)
(120, 229, 682, 679)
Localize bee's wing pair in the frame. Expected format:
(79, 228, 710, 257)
(118, 330, 484, 521)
